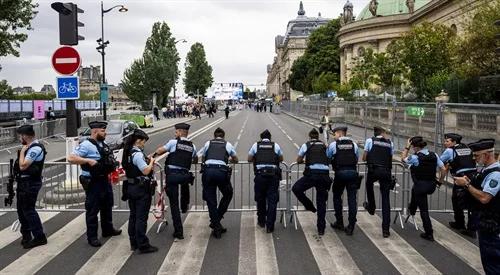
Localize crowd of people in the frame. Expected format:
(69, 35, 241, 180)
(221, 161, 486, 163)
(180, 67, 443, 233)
(152, 102, 218, 121)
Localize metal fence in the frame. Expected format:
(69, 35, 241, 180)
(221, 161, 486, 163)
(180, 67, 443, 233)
(282, 100, 500, 153)
(0, 161, 460, 229)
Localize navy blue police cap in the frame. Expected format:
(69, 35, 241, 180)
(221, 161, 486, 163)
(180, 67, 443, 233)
(469, 139, 495, 152)
(16, 124, 35, 136)
(444, 133, 462, 143)
(174, 123, 190, 130)
(89, 121, 108, 129)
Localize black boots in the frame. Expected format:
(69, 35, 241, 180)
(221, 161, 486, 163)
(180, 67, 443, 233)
(102, 228, 122, 238)
(23, 234, 47, 249)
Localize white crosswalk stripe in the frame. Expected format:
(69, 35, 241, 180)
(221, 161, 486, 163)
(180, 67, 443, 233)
(0, 212, 57, 250)
(254, 215, 279, 275)
(238, 212, 257, 275)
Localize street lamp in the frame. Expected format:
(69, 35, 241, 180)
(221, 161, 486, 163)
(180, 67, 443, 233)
(97, 1, 127, 120)
(172, 39, 187, 117)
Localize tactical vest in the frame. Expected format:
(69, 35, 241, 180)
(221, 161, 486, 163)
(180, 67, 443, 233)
(17, 142, 46, 181)
(305, 140, 329, 167)
(166, 139, 194, 169)
(449, 143, 476, 175)
(81, 139, 118, 177)
(366, 137, 392, 169)
(410, 152, 437, 181)
(254, 141, 279, 166)
(475, 166, 500, 234)
(331, 139, 357, 170)
(205, 139, 229, 164)
(124, 148, 145, 179)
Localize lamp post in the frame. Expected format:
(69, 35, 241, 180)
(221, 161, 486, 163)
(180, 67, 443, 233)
(97, 1, 127, 120)
(172, 39, 187, 117)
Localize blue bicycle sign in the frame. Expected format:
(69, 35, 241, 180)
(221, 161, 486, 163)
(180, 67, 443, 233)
(56, 76, 79, 100)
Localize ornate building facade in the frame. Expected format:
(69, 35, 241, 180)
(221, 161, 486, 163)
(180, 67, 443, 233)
(266, 2, 330, 100)
(338, 0, 482, 84)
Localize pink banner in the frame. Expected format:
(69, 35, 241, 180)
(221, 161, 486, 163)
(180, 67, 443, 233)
(33, 100, 45, 120)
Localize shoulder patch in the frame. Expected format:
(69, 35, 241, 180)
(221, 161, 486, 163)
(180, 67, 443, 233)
(30, 152, 37, 158)
(489, 179, 498, 188)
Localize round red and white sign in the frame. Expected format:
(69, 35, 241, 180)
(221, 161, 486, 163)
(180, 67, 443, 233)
(51, 46, 81, 75)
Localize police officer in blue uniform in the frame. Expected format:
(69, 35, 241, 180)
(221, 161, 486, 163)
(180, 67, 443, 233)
(199, 127, 239, 238)
(248, 129, 283, 233)
(402, 136, 446, 241)
(14, 125, 48, 249)
(362, 126, 394, 238)
(292, 128, 332, 235)
(68, 121, 122, 247)
(153, 123, 197, 239)
(440, 133, 477, 237)
(454, 139, 500, 274)
(328, 126, 360, 236)
(121, 129, 158, 253)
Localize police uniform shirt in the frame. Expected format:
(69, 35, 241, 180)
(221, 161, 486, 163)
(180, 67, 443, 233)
(132, 146, 148, 173)
(440, 148, 476, 174)
(72, 140, 103, 177)
(480, 161, 500, 197)
(163, 137, 197, 170)
(327, 137, 360, 159)
(199, 138, 237, 165)
(364, 136, 394, 155)
(404, 148, 444, 169)
(298, 143, 329, 170)
(25, 140, 45, 163)
(248, 138, 283, 169)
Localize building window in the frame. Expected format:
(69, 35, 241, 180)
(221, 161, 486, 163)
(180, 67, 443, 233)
(450, 24, 457, 35)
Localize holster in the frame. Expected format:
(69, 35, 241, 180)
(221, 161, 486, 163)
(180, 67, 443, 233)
(389, 176, 397, 190)
(354, 174, 363, 190)
(121, 180, 129, 201)
(79, 175, 91, 192)
(188, 172, 195, 185)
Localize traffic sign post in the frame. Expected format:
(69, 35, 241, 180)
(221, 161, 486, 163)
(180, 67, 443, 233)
(56, 76, 80, 100)
(52, 46, 81, 75)
(406, 106, 425, 117)
(100, 83, 109, 103)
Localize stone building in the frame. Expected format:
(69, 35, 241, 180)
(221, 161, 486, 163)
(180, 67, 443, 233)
(77, 65, 101, 95)
(266, 1, 330, 100)
(338, 0, 483, 84)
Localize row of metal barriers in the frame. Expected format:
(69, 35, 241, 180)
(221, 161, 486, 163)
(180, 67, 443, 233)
(0, 161, 457, 229)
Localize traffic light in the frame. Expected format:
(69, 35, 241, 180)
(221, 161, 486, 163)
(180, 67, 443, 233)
(51, 2, 84, 45)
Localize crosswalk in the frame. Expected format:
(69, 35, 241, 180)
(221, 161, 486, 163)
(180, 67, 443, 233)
(0, 210, 483, 275)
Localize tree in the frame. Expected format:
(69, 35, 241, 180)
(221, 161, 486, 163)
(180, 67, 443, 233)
(0, 0, 38, 69)
(183, 42, 213, 98)
(122, 22, 179, 107)
(0, 80, 14, 99)
(289, 56, 313, 93)
(312, 72, 337, 93)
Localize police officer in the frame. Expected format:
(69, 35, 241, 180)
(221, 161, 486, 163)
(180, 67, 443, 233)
(121, 129, 158, 253)
(328, 126, 360, 236)
(153, 123, 197, 239)
(15, 125, 48, 249)
(68, 121, 122, 247)
(402, 136, 446, 241)
(248, 129, 283, 233)
(292, 128, 332, 235)
(199, 127, 239, 238)
(362, 126, 394, 238)
(440, 133, 477, 237)
(454, 139, 500, 274)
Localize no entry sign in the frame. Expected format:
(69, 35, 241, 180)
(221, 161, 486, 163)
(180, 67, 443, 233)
(52, 46, 81, 75)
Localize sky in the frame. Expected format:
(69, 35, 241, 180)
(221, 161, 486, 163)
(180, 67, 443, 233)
(0, 0, 370, 95)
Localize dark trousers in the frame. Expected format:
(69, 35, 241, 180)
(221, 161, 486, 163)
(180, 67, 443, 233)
(225, 111, 229, 119)
(408, 180, 435, 234)
(165, 172, 191, 233)
(128, 184, 152, 248)
(202, 168, 233, 226)
(85, 179, 114, 241)
(365, 168, 392, 231)
(254, 174, 280, 228)
(478, 231, 500, 275)
(292, 173, 331, 231)
(452, 184, 473, 229)
(17, 181, 44, 239)
(333, 170, 358, 225)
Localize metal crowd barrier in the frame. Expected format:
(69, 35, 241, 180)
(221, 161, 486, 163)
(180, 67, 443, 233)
(0, 160, 458, 229)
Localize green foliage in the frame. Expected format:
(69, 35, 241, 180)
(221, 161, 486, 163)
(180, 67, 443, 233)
(0, 0, 38, 67)
(289, 56, 313, 93)
(312, 72, 337, 93)
(0, 79, 14, 99)
(122, 22, 179, 108)
(14, 93, 55, 100)
(183, 42, 213, 97)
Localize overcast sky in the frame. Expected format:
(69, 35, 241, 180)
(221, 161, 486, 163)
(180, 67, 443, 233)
(0, 0, 370, 94)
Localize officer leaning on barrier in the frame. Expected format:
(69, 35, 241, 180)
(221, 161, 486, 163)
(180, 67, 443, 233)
(292, 128, 332, 235)
(454, 139, 500, 275)
(362, 126, 394, 238)
(248, 129, 283, 233)
(153, 123, 197, 240)
(402, 136, 446, 242)
(121, 129, 158, 254)
(440, 133, 477, 238)
(327, 126, 360, 236)
(199, 127, 239, 239)
(12, 125, 48, 249)
(68, 121, 122, 247)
